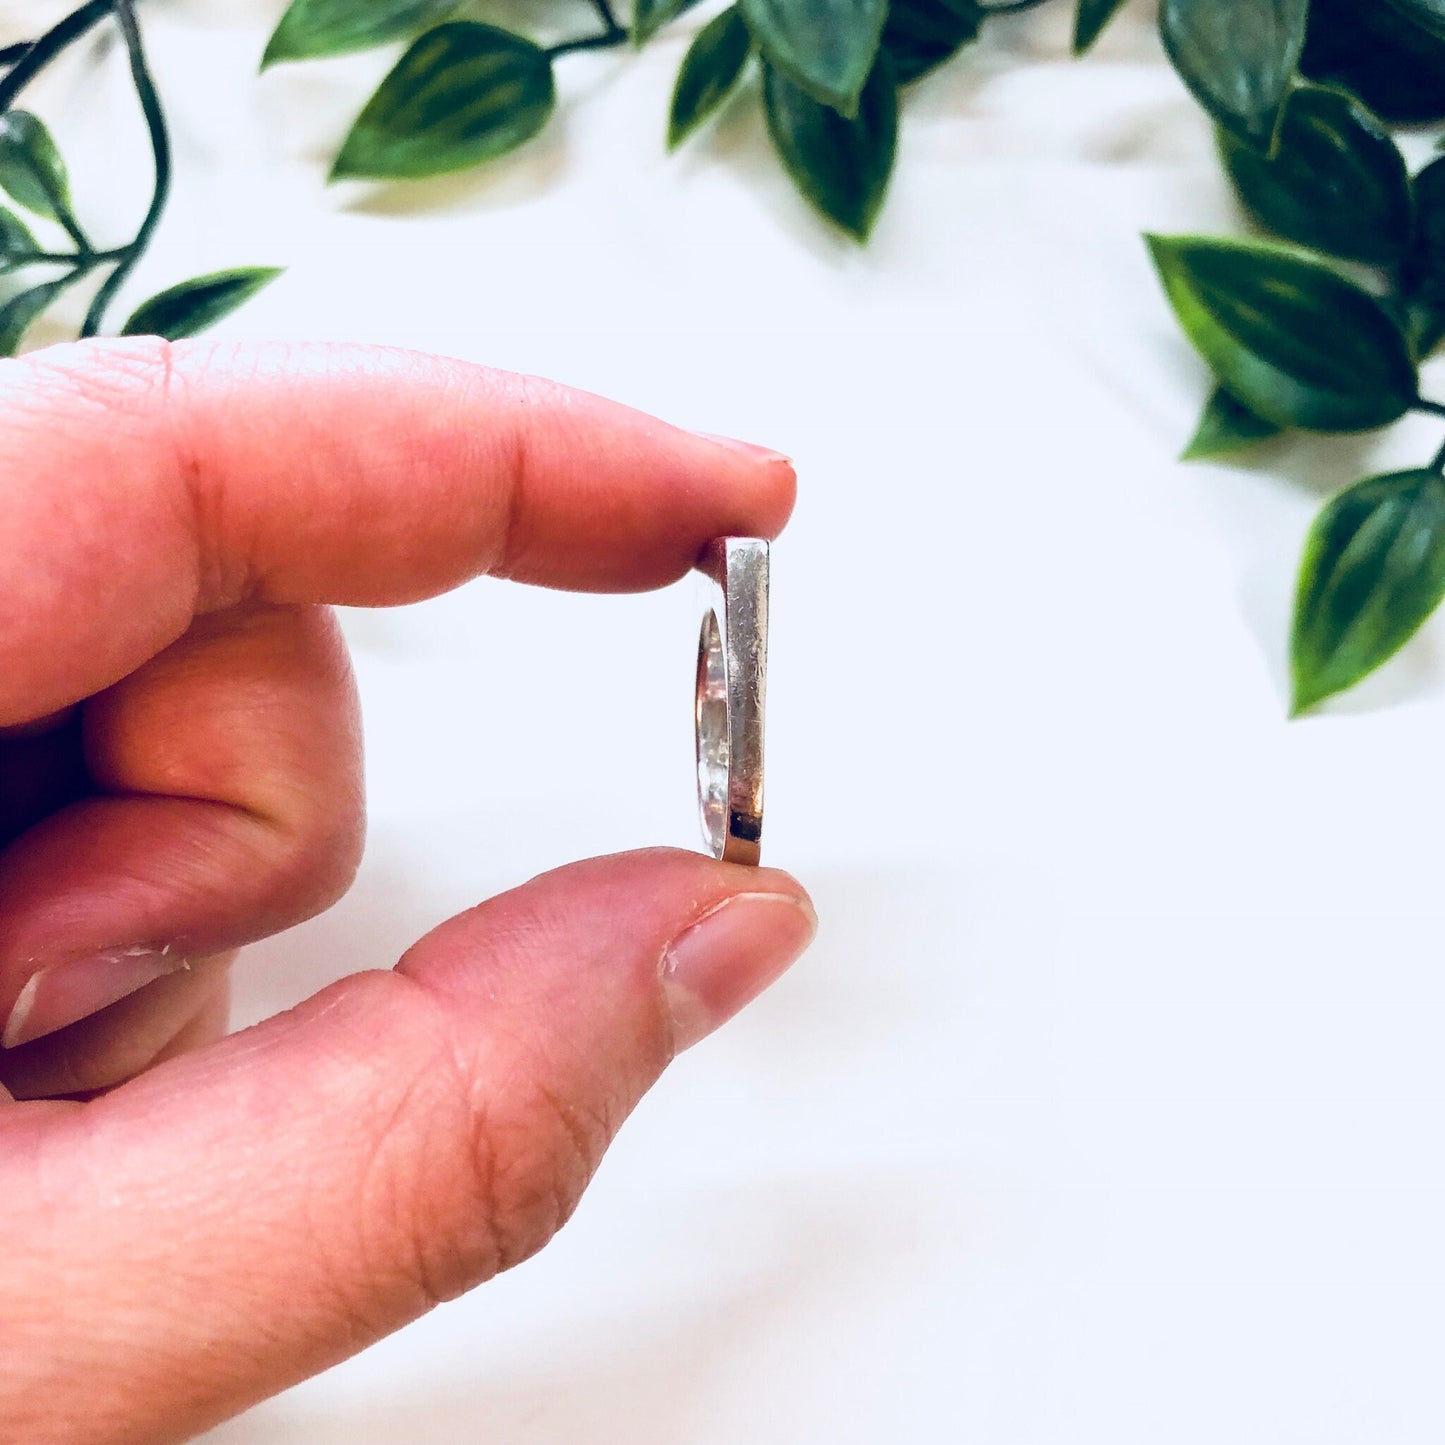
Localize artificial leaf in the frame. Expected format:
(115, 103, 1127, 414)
(763, 56, 896, 239)
(1384, 0, 1445, 43)
(1183, 386, 1283, 459)
(1405, 157, 1445, 359)
(1219, 84, 1410, 268)
(1303, 0, 1445, 124)
(121, 267, 283, 340)
(881, 0, 982, 85)
(0, 277, 65, 357)
(1074, 0, 1129, 55)
(1291, 469, 1445, 711)
(635, 0, 704, 45)
(1147, 234, 1417, 432)
(669, 8, 752, 149)
(331, 22, 555, 181)
(1159, 0, 1308, 151)
(261, 0, 461, 68)
(0, 111, 73, 224)
(741, 0, 887, 115)
(0, 205, 37, 271)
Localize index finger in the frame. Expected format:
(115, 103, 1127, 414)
(0, 337, 795, 723)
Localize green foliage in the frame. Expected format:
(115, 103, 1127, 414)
(635, 0, 701, 45)
(332, 22, 555, 180)
(0, 111, 74, 226)
(882, 0, 982, 84)
(0, 276, 67, 356)
(1219, 84, 1410, 268)
(1148, 234, 1417, 432)
(1292, 470, 1445, 712)
(763, 56, 897, 239)
(261, 0, 460, 68)
(1160, 0, 1308, 151)
(1183, 387, 1283, 460)
(1405, 157, 1445, 359)
(1304, 0, 1445, 124)
(740, 0, 887, 116)
(669, 8, 752, 149)
(1073, 0, 1129, 56)
(121, 267, 283, 340)
(0, 206, 38, 272)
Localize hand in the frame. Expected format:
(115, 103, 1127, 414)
(0, 337, 816, 1445)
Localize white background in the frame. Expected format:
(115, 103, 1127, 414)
(9, 0, 1445, 1439)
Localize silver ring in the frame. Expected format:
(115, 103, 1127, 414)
(694, 537, 769, 866)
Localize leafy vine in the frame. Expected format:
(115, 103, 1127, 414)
(2, 0, 1445, 712)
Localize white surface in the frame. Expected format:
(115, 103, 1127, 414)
(11, 0, 1445, 1439)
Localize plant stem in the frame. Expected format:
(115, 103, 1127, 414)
(24, 246, 126, 265)
(1414, 398, 1445, 420)
(81, 0, 167, 337)
(548, 29, 629, 58)
(0, 0, 112, 113)
(589, 0, 624, 34)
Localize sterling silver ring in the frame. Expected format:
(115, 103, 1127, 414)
(694, 537, 769, 866)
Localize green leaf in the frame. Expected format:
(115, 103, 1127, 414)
(669, 9, 753, 149)
(0, 277, 65, 357)
(1291, 469, 1445, 712)
(121, 266, 283, 341)
(763, 57, 896, 239)
(1219, 84, 1411, 269)
(1385, 0, 1445, 43)
(1304, 0, 1445, 124)
(635, 0, 704, 45)
(1074, 0, 1129, 55)
(1404, 157, 1445, 360)
(881, 0, 982, 84)
(741, 0, 887, 115)
(261, 0, 461, 68)
(331, 22, 555, 181)
(1147, 234, 1417, 432)
(0, 205, 38, 272)
(1183, 386, 1284, 460)
(0, 111, 73, 225)
(1159, 0, 1308, 151)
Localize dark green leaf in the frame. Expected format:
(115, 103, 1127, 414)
(1074, 0, 1129, 55)
(1147, 234, 1417, 432)
(741, 0, 887, 115)
(1385, 0, 1445, 43)
(763, 57, 896, 239)
(669, 9, 752, 149)
(331, 22, 555, 181)
(1304, 0, 1445, 124)
(261, 0, 461, 68)
(0, 205, 37, 271)
(635, 0, 704, 45)
(1404, 157, 1445, 359)
(1159, 0, 1308, 151)
(1183, 386, 1284, 459)
(0, 111, 73, 224)
(1292, 469, 1445, 712)
(121, 266, 283, 341)
(0, 277, 65, 357)
(1219, 84, 1410, 268)
(881, 0, 982, 84)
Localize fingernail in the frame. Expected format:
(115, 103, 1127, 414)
(662, 893, 817, 1052)
(696, 431, 793, 466)
(2, 947, 183, 1049)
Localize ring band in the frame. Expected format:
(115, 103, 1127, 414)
(695, 537, 769, 866)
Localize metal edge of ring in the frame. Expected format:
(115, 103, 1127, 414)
(721, 538, 768, 866)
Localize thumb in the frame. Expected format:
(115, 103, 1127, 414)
(0, 849, 815, 1445)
